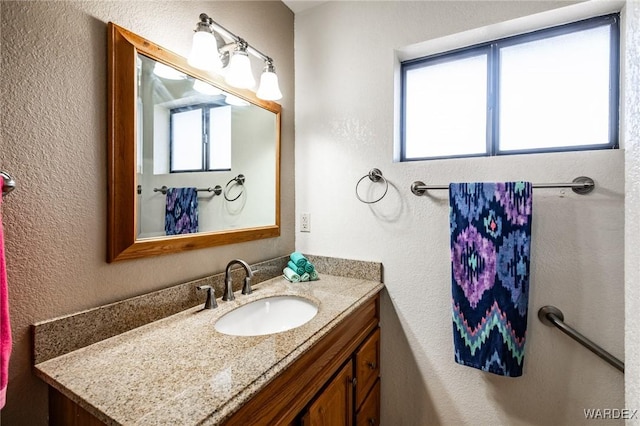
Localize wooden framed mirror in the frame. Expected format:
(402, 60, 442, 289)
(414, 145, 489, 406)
(107, 23, 281, 262)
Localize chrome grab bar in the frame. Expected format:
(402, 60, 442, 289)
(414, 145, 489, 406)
(538, 306, 624, 373)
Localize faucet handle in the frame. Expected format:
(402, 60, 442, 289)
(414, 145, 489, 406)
(197, 285, 218, 309)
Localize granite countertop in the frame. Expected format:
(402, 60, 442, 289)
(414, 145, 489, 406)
(34, 274, 383, 425)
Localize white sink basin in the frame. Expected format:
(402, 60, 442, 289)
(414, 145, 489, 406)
(215, 296, 319, 336)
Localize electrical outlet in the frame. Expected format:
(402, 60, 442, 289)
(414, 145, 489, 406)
(300, 213, 311, 232)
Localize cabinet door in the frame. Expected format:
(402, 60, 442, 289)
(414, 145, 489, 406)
(355, 328, 380, 408)
(302, 360, 354, 426)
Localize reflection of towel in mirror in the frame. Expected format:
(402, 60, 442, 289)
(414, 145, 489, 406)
(165, 187, 198, 235)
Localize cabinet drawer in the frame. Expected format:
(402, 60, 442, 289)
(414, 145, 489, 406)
(356, 379, 380, 426)
(355, 327, 380, 408)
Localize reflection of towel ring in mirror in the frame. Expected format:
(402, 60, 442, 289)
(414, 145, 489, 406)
(356, 168, 388, 204)
(224, 174, 246, 202)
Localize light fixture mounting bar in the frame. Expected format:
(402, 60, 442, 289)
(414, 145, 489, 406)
(200, 13, 272, 63)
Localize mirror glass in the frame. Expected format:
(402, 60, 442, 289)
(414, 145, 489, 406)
(108, 23, 281, 262)
(136, 53, 277, 238)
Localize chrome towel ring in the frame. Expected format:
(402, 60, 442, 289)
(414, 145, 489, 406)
(356, 168, 388, 204)
(224, 174, 245, 202)
(1, 171, 15, 196)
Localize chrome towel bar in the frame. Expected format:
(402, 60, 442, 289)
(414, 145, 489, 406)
(153, 185, 222, 196)
(538, 305, 624, 373)
(411, 176, 595, 196)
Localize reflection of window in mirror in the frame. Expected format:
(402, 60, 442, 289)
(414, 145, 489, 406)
(169, 104, 232, 172)
(136, 52, 235, 176)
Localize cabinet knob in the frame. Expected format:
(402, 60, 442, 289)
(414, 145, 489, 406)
(367, 361, 377, 369)
(351, 377, 358, 387)
(368, 418, 376, 426)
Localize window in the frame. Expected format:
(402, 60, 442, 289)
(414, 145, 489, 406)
(400, 14, 619, 161)
(170, 104, 232, 172)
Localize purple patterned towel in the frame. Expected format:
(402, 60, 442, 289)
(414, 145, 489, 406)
(449, 182, 532, 377)
(165, 187, 198, 235)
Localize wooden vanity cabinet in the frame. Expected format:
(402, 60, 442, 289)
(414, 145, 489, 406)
(46, 293, 381, 425)
(226, 294, 380, 426)
(298, 327, 381, 426)
(49, 388, 104, 426)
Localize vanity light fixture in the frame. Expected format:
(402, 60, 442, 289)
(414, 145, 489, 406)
(225, 40, 255, 89)
(187, 18, 222, 71)
(188, 13, 282, 101)
(256, 60, 283, 101)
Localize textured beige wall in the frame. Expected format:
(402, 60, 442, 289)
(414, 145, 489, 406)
(295, 2, 625, 425)
(0, 1, 294, 424)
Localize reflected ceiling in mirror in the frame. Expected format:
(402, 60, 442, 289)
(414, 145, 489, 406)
(108, 23, 281, 262)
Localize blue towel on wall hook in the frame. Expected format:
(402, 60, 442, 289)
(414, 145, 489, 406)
(165, 187, 198, 235)
(449, 181, 533, 377)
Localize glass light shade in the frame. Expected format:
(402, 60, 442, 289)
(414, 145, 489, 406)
(256, 71, 282, 100)
(225, 51, 255, 89)
(188, 31, 222, 71)
(193, 79, 222, 95)
(153, 62, 185, 80)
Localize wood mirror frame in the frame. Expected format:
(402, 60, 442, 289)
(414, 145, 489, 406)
(107, 23, 281, 262)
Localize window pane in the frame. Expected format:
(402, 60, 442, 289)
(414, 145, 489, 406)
(208, 106, 232, 170)
(171, 108, 203, 171)
(499, 25, 611, 151)
(404, 53, 487, 159)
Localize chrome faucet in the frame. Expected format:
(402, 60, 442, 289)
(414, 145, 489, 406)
(222, 259, 254, 301)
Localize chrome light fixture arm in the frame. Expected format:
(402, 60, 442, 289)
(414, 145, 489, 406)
(198, 13, 270, 63)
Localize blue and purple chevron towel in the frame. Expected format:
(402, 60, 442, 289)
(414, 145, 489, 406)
(165, 187, 198, 235)
(449, 182, 532, 377)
